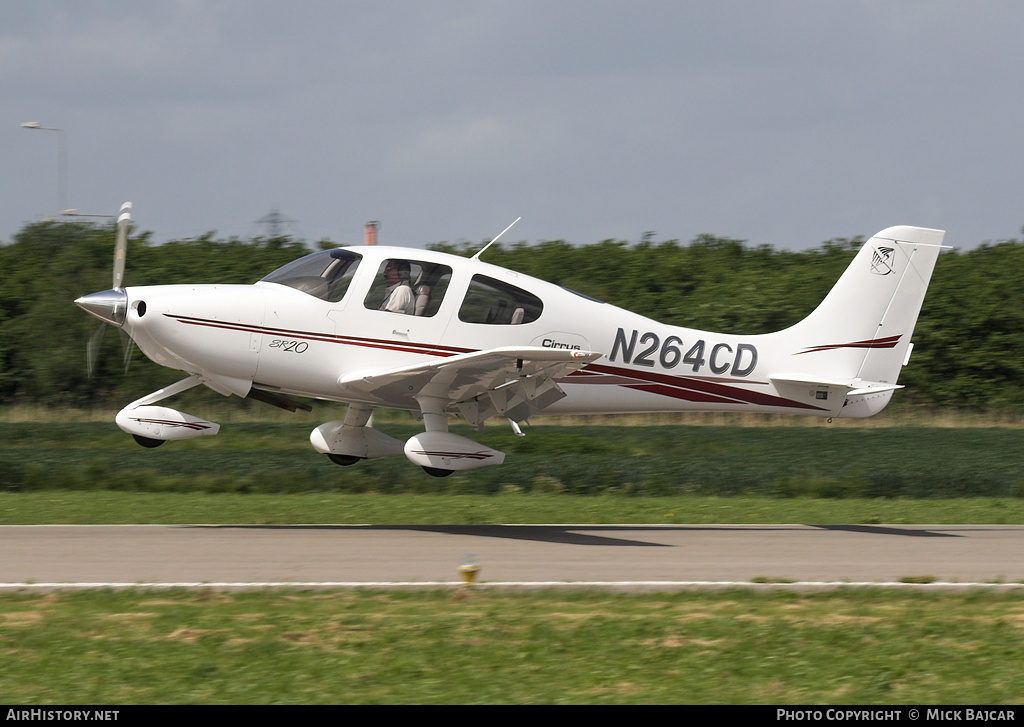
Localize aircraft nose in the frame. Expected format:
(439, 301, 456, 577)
(75, 289, 128, 327)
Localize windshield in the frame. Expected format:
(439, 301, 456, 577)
(261, 249, 362, 302)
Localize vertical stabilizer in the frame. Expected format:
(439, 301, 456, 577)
(768, 226, 944, 416)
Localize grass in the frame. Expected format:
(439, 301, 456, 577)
(2, 416, 1023, 521)
(1, 588, 1022, 704)
(4, 492, 1024, 525)
(2, 420, 1024, 499)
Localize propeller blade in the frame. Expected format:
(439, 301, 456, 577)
(86, 323, 106, 377)
(112, 202, 132, 290)
(82, 202, 134, 377)
(119, 329, 135, 374)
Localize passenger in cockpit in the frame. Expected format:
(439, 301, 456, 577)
(380, 259, 415, 314)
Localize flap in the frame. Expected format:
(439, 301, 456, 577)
(338, 346, 601, 425)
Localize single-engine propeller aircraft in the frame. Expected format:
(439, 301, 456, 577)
(76, 203, 945, 477)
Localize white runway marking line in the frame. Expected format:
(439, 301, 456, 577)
(2, 581, 1023, 590)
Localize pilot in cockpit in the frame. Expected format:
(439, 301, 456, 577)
(380, 259, 416, 315)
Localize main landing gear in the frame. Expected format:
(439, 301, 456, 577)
(312, 400, 506, 477)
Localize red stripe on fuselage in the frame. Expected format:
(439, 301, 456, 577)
(581, 363, 825, 410)
(164, 314, 824, 411)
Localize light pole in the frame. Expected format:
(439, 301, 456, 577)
(21, 121, 68, 217)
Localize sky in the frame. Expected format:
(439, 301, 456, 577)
(3, 1, 1023, 252)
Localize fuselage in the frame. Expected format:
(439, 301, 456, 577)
(114, 244, 840, 418)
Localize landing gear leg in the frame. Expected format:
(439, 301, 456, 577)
(403, 390, 504, 473)
(322, 404, 374, 466)
(413, 394, 456, 478)
(312, 404, 406, 465)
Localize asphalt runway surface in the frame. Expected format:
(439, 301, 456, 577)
(2, 523, 1023, 591)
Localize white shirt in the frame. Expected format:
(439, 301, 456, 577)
(382, 282, 415, 314)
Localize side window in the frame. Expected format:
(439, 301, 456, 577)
(458, 275, 543, 325)
(363, 259, 453, 317)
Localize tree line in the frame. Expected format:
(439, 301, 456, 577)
(1, 219, 1021, 410)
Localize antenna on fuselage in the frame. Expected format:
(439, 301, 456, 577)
(472, 217, 521, 260)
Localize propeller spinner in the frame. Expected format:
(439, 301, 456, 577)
(75, 202, 133, 375)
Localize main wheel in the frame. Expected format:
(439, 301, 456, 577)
(132, 434, 165, 448)
(327, 453, 363, 466)
(422, 466, 454, 478)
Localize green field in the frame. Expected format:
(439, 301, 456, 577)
(3, 417, 1024, 524)
(2, 417, 1023, 501)
(0, 588, 1022, 704)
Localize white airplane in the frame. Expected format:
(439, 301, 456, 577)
(76, 203, 945, 477)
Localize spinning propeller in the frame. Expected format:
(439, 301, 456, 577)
(76, 202, 134, 376)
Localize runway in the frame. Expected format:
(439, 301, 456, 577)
(2, 523, 1023, 591)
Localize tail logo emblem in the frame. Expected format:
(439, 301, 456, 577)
(871, 246, 895, 276)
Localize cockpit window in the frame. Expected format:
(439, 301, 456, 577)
(363, 260, 453, 317)
(261, 249, 361, 303)
(458, 274, 543, 325)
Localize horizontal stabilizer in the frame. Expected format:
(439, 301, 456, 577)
(770, 373, 904, 397)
